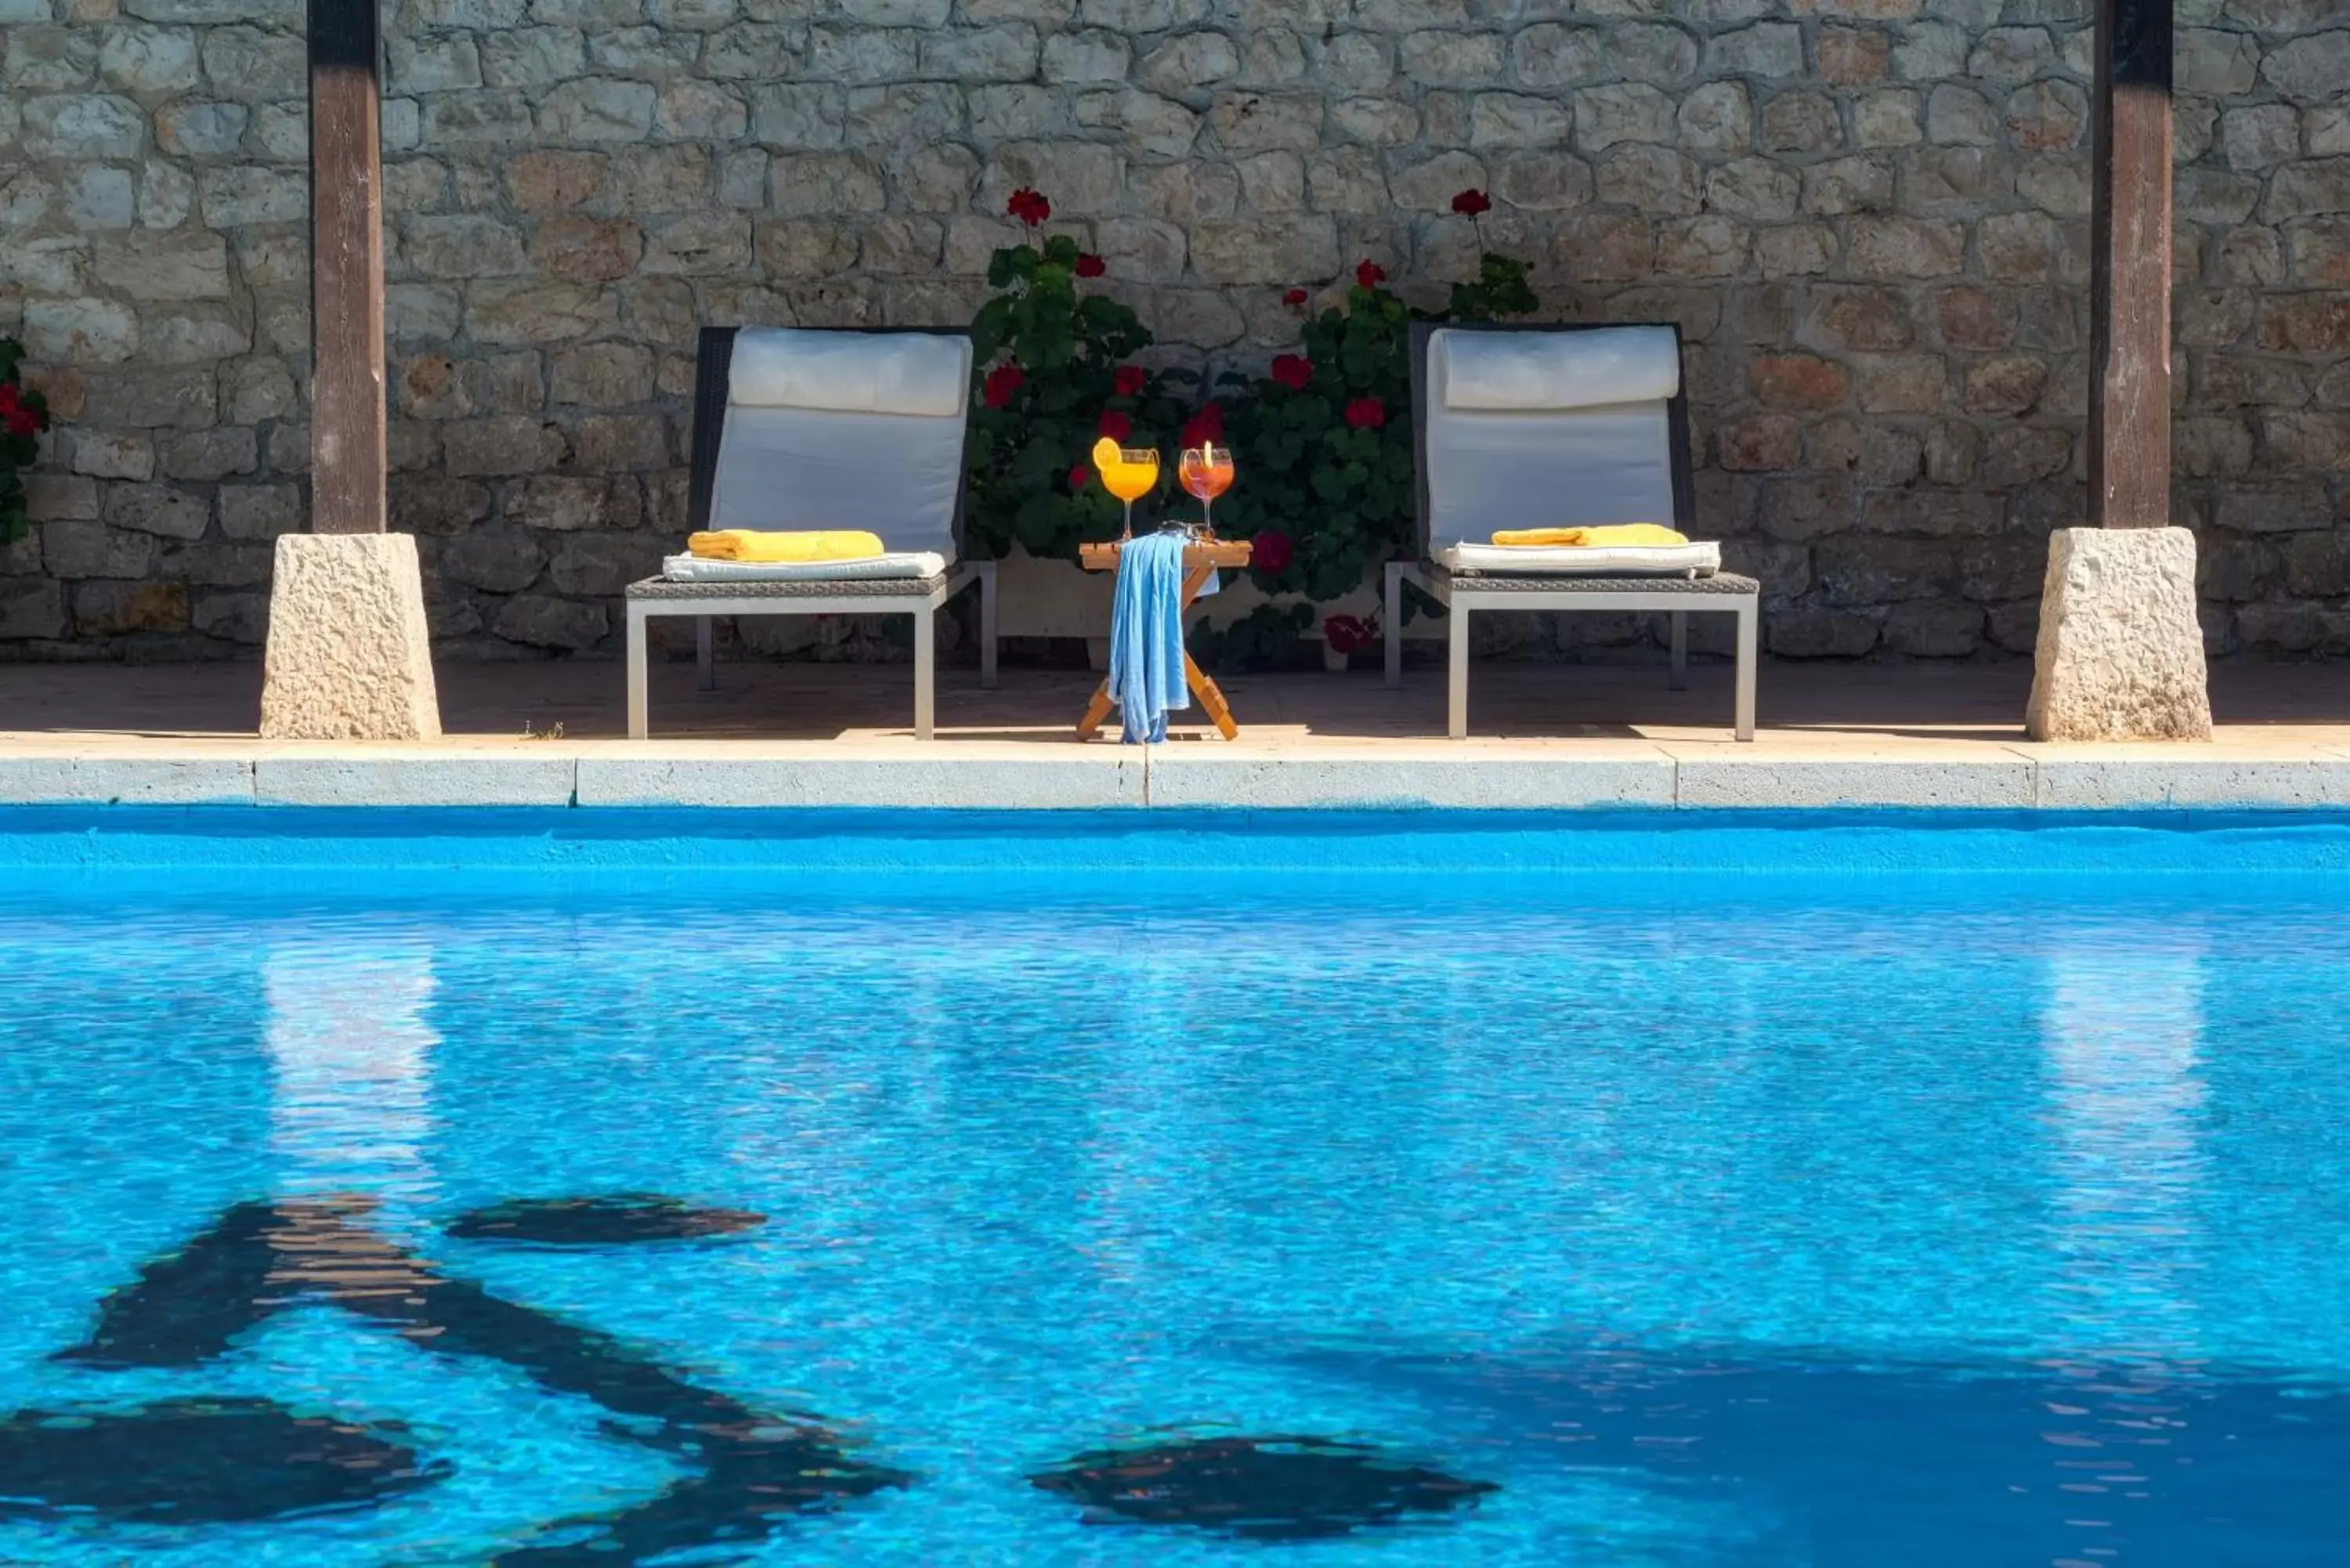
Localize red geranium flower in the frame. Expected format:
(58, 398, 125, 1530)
(1075, 252, 1105, 277)
(1180, 401, 1224, 447)
(1451, 188, 1492, 217)
(1068, 464, 1091, 490)
(1282, 287, 1308, 308)
(1251, 529, 1294, 575)
(1355, 259, 1386, 290)
(1344, 396, 1386, 430)
(982, 363, 1024, 409)
(1324, 613, 1378, 655)
(0, 384, 37, 439)
(1270, 354, 1313, 391)
(1113, 365, 1146, 397)
(1007, 188, 1050, 227)
(1098, 410, 1133, 441)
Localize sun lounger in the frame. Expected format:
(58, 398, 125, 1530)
(1383, 322, 1759, 741)
(624, 326, 998, 741)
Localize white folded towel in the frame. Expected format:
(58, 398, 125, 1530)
(1437, 326, 1680, 412)
(661, 551, 950, 583)
(728, 329, 970, 418)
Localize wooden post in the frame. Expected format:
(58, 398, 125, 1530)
(308, 0, 386, 535)
(2088, 0, 2172, 529)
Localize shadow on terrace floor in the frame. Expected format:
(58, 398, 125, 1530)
(0, 654, 2339, 746)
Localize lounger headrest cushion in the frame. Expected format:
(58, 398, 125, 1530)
(1437, 326, 1680, 412)
(728, 328, 971, 418)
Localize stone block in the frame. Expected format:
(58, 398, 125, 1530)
(2026, 527, 2212, 742)
(492, 592, 607, 649)
(1819, 25, 1893, 85)
(1596, 146, 1699, 215)
(1573, 83, 1672, 151)
(1802, 156, 1893, 216)
(260, 533, 443, 741)
(576, 754, 1139, 809)
(483, 26, 586, 85)
(1760, 90, 1841, 154)
(1677, 80, 1750, 154)
(43, 519, 154, 580)
(74, 579, 190, 635)
(1754, 224, 1837, 276)
(1512, 23, 1601, 88)
(2261, 31, 2349, 103)
(1675, 755, 2034, 810)
(1708, 21, 1802, 77)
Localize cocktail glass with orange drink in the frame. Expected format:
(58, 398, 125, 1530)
(1178, 443, 1235, 538)
(1093, 437, 1161, 540)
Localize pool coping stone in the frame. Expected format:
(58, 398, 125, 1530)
(4, 740, 2350, 812)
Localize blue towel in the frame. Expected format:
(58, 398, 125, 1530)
(1108, 529, 1191, 745)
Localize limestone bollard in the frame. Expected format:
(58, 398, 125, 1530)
(2025, 526, 2211, 743)
(258, 533, 442, 741)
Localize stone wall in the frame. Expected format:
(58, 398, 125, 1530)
(1, 0, 2346, 662)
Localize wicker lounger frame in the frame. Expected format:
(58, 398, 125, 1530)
(622, 326, 999, 742)
(1386, 320, 1760, 742)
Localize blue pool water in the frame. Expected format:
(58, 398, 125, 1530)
(1, 812, 2348, 1564)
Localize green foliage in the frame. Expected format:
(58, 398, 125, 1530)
(1190, 602, 1313, 675)
(0, 338, 53, 547)
(1213, 249, 1538, 623)
(964, 230, 1195, 561)
(960, 197, 1539, 652)
(1213, 281, 1420, 605)
(1449, 252, 1540, 323)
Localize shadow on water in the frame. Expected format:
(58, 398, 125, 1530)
(0, 1397, 446, 1524)
(1291, 1341, 2350, 1567)
(444, 1195, 767, 1248)
(1030, 1434, 1497, 1540)
(48, 1197, 906, 1564)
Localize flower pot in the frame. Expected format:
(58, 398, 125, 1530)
(1322, 643, 1349, 674)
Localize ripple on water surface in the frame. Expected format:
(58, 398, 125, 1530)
(0, 877, 2344, 1564)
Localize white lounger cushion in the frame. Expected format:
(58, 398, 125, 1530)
(728, 328, 970, 417)
(1437, 325, 1679, 412)
(662, 551, 949, 583)
(1437, 541, 1720, 575)
(1423, 327, 1684, 554)
(707, 330, 971, 560)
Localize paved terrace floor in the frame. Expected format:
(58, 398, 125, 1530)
(0, 658, 2345, 809)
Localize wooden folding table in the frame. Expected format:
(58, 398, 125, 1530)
(1076, 538, 1253, 741)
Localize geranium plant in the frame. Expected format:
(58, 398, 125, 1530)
(964, 190, 1195, 559)
(0, 338, 53, 546)
(1214, 193, 1540, 607)
(1211, 259, 1419, 603)
(1447, 188, 1539, 323)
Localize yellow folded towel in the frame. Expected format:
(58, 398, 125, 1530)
(687, 529, 887, 563)
(1491, 525, 1689, 548)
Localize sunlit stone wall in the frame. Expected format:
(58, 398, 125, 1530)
(2, 0, 2345, 659)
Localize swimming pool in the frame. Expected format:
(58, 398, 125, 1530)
(1, 811, 2346, 1565)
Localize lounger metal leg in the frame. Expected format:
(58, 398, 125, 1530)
(977, 560, 998, 690)
(1668, 610, 1688, 692)
(1448, 603, 1470, 740)
(627, 603, 650, 741)
(913, 604, 936, 742)
(1384, 562, 1405, 690)
(696, 616, 714, 691)
(1734, 598, 1758, 742)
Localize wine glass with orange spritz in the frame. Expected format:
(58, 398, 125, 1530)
(1094, 437, 1161, 541)
(1178, 442, 1235, 539)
